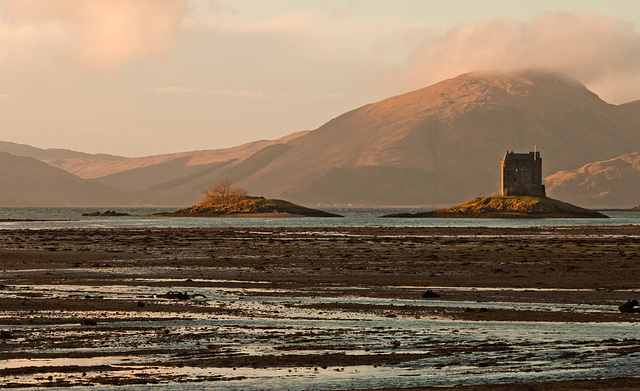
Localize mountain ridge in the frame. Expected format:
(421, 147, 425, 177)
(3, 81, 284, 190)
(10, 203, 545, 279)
(234, 70, 640, 205)
(0, 152, 130, 206)
(0, 140, 122, 162)
(2, 70, 640, 207)
(545, 151, 640, 208)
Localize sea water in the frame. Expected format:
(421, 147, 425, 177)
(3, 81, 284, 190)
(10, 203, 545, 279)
(0, 207, 639, 229)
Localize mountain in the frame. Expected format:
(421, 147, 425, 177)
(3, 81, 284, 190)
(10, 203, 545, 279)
(0, 140, 121, 161)
(3, 70, 640, 207)
(11, 131, 307, 206)
(0, 152, 130, 206)
(619, 100, 640, 118)
(234, 70, 640, 205)
(47, 132, 307, 180)
(0, 133, 309, 207)
(545, 152, 640, 208)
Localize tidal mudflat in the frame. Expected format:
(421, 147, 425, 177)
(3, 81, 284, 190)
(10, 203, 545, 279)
(1, 226, 640, 390)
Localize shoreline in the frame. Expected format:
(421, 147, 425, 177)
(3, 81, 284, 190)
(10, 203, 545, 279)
(2, 226, 640, 389)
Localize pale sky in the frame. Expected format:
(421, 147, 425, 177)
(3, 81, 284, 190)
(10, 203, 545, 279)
(1, 0, 639, 157)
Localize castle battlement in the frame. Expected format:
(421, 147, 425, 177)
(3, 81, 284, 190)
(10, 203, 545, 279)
(501, 151, 546, 197)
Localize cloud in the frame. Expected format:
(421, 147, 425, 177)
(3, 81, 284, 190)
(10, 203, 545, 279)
(240, 13, 308, 34)
(210, 6, 378, 63)
(401, 11, 640, 103)
(151, 86, 201, 94)
(210, 90, 265, 99)
(0, 0, 190, 70)
(207, 90, 342, 99)
(149, 88, 344, 100)
(0, 18, 67, 63)
(150, 87, 265, 98)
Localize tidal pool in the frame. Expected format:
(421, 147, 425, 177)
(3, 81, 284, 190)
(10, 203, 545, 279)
(2, 283, 640, 390)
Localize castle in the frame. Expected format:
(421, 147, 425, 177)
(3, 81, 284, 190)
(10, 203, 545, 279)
(501, 151, 546, 197)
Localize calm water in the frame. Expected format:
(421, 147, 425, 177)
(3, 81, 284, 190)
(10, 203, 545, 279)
(0, 207, 639, 229)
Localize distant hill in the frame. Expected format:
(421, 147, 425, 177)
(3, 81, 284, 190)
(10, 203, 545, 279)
(90, 141, 300, 206)
(0, 152, 130, 206)
(0, 140, 121, 161)
(619, 100, 640, 119)
(545, 152, 640, 208)
(2, 70, 640, 207)
(50, 131, 307, 180)
(0, 132, 308, 206)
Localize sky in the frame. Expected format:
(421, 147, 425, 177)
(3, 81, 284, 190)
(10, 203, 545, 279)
(0, 0, 639, 157)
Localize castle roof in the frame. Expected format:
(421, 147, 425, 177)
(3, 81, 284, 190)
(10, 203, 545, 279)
(503, 151, 540, 161)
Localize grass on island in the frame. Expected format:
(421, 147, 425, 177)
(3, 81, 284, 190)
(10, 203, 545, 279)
(384, 195, 607, 219)
(156, 178, 341, 218)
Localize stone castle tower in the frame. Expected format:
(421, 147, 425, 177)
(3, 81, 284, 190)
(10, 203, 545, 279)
(501, 151, 546, 197)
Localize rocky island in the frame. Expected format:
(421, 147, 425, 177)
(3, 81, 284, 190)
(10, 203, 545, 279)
(382, 195, 607, 219)
(81, 210, 130, 217)
(384, 150, 607, 219)
(152, 178, 342, 218)
(159, 195, 341, 218)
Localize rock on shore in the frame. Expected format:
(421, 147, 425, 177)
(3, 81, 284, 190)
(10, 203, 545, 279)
(382, 196, 608, 219)
(81, 210, 130, 217)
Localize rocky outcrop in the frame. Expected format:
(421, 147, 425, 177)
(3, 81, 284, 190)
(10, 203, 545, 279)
(81, 210, 130, 217)
(618, 300, 639, 313)
(382, 196, 607, 219)
(159, 196, 341, 218)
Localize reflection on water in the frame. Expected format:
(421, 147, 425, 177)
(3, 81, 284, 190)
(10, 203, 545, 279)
(2, 283, 640, 390)
(0, 207, 639, 229)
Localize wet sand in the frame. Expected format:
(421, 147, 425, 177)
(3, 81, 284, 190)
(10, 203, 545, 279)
(1, 226, 640, 389)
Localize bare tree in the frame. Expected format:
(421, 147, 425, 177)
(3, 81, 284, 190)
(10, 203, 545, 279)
(204, 178, 247, 206)
(228, 186, 248, 204)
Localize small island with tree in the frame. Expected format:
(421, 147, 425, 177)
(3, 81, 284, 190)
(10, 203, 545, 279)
(158, 179, 342, 218)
